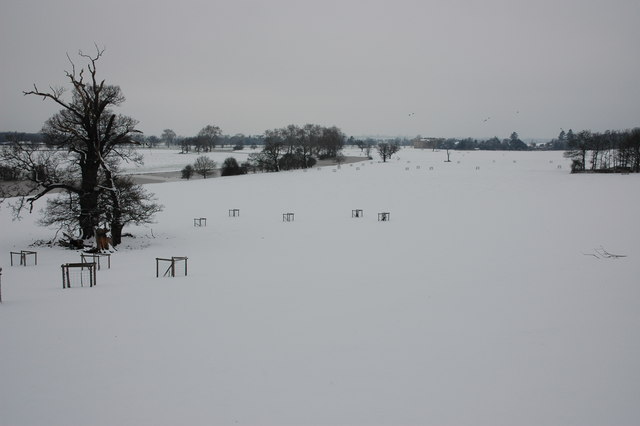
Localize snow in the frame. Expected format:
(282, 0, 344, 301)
(119, 147, 256, 174)
(1, 149, 639, 426)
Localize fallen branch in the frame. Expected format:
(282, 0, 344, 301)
(584, 246, 627, 260)
(596, 246, 627, 259)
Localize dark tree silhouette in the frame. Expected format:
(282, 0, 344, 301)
(3, 47, 144, 244)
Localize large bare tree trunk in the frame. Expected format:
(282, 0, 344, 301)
(79, 160, 101, 239)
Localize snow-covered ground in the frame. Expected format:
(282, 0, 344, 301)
(1, 148, 639, 426)
(119, 147, 257, 175)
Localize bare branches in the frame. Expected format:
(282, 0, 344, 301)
(26, 183, 81, 213)
(23, 84, 71, 112)
(12, 47, 153, 244)
(0, 141, 82, 217)
(595, 247, 627, 259)
(583, 246, 627, 259)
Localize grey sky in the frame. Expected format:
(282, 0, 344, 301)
(1, 0, 638, 140)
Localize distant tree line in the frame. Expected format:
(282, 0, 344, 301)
(148, 128, 265, 151)
(562, 128, 640, 173)
(424, 132, 529, 151)
(0, 132, 44, 144)
(409, 129, 640, 158)
(246, 124, 345, 172)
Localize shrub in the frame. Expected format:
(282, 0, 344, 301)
(181, 164, 194, 180)
(570, 159, 584, 173)
(221, 157, 247, 176)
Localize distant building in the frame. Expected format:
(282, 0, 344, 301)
(413, 137, 444, 149)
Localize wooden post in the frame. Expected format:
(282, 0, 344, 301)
(82, 253, 111, 270)
(283, 213, 294, 222)
(62, 263, 96, 288)
(0, 267, 3, 303)
(156, 257, 187, 277)
(11, 250, 37, 266)
(378, 212, 390, 221)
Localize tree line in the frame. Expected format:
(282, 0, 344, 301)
(246, 124, 345, 172)
(0, 132, 44, 144)
(562, 128, 640, 173)
(139, 129, 264, 152)
(420, 132, 530, 151)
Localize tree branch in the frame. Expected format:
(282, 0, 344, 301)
(26, 183, 82, 213)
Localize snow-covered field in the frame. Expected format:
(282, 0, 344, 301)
(119, 147, 256, 175)
(1, 148, 639, 426)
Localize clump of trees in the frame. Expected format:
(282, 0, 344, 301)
(247, 124, 344, 172)
(430, 132, 529, 152)
(179, 156, 252, 179)
(564, 128, 640, 173)
(156, 129, 264, 151)
(220, 157, 247, 176)
(0, 47, 162, 247)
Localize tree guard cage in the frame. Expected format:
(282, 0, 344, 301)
(229, 209, 240, 217)
(81, 253, 111, 270)
(352, 209, 363, 218)
(61, 262, 97, 288)
(156, 257, 188, 277)
(378, 212, 390, 221)
(282, 213, 295, 222)
(10, 250, 38, 266)
(193, 217, 207, 227)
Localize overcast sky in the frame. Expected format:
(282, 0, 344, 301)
(1, 0, 638, 140)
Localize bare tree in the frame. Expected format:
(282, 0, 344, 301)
(2, 47, 144, 244)
(39, 175, 162, 246)
(317, 126, 345, 159)
(193, 156, 217, 178)
(161, 129, 177, 147)
(376, 142, 400, 162)
(262, 129, 285, 171)
(564, 130, 591, 173)
(198, 125, 222, 152)
(619, 128, 640, 172)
